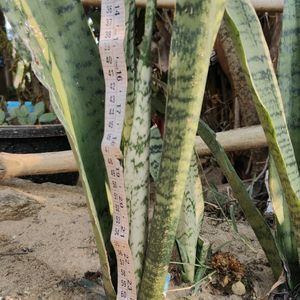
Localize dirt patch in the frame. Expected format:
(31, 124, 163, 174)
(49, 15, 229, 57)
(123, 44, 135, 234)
(0, 179, 275, 299)
(0, 188, 42, 221)
(166, 219, 274, 300)
(0, 179, 105, 299)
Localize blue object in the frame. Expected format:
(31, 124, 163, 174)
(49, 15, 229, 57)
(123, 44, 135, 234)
(163, 273, 171, 296)
(7, 101, 33, 113)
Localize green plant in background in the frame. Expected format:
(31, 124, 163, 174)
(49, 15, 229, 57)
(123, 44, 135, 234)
(0, 101, 57, 125)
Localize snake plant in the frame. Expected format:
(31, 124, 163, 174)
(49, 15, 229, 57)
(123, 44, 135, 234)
(273, 0, 300, 287)
(224, 0, 300, 288)
(224, 0, 300, 255)
(0, 1, 116, 298)
(5, 0, 300, 297)
(123, 0, 136, 149)
(139, 0, 225, 298)
(278, 1, 300, 170)
(123, 0, 156, 290)
(149, 126, 204, 283)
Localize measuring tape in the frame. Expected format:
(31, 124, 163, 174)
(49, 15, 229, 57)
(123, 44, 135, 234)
(99, 1, 137, 299)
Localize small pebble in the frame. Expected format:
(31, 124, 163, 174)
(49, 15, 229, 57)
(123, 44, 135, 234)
(232, 281, 246, 296)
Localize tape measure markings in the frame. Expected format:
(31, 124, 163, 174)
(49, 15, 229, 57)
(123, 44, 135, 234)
(99, 0, 137, 299)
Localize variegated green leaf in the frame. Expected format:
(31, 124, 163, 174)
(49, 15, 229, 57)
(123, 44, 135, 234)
(269, 157, 300, 287)
(139, 1, 225, 298)
(176, 152, 204, 282)
(194, 238, 211, 293)
(0, 1, 116, 298)
(149, 125, 204, 282)
(124, 0, 156, 290)
(269, 0, 300, 287)
(123, 0, 136, 150)
(224, 0, 300, 258)
(278, 0, 300, 169)
(149, 126, 163, 181)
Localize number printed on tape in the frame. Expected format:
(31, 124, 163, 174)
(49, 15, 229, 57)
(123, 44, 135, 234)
(99, 0, 137, 299)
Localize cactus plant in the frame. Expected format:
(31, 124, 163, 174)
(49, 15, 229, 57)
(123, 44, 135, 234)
(0, 101, 58, 125)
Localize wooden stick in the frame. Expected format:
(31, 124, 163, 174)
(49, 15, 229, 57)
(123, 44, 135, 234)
(81, 0, 284, 12)
(0, 125, 267, 179)
(250, 0, 283, 12)
(195, 125, 267, 156)
(0, 151, 78, 180)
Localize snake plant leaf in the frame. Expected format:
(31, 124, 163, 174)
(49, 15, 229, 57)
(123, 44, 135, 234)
(123, 0, 156, 290)
(149, 126, 163, 181)
(269, 157, 300, 288)
(139, 1, 225, 298)
(198, 120, 282, 279)
(278, 0, 300, 169)
(194, 237, 211, 293)
(0, 1, 116, 298)
(268, 0, 300, 288)
(176, 152, 204, 282)
(123, 0, 136, 150)
(123, 0, 136, 250)
(224, 0, 300, 257)
(149, 125, 205, 282)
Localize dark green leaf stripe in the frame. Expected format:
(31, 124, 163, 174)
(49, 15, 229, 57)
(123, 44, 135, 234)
(0, 1, 116, 298)
(139, 1, 225, 298)
(225, 0, 300, 256)
(176, 151, 204, 282)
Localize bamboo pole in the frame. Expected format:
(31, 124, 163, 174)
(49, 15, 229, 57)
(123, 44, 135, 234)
(0, 125, 267, 180)
(0, 151, 78, 180)
(251, 0, 283, 12)
(81, 0, 284, 12)
(195, 125, 266, 155)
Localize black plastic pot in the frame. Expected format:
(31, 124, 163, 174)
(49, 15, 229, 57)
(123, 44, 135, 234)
(0, 124, 79, 185)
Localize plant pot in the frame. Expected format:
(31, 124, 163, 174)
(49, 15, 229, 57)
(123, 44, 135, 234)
(0, 124, 79, 185)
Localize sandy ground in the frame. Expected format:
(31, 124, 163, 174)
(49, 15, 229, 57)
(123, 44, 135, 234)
(0, 179, 275, 299)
